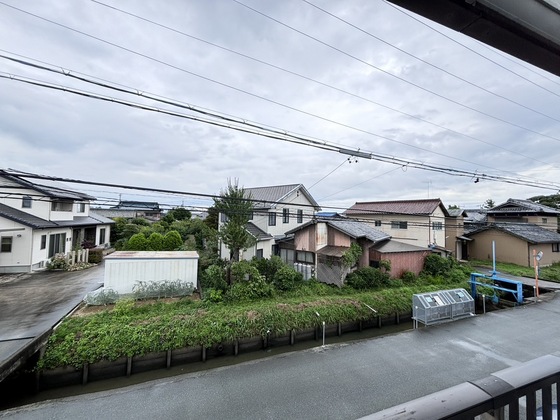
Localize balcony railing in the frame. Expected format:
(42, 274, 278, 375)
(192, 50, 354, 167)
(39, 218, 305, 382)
(363, 354, 560, 420)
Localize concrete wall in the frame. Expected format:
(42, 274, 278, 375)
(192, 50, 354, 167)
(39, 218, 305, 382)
(468, 230, 530, 266)
(104, 251, 199, 294)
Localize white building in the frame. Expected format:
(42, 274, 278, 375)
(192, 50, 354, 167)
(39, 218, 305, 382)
(0, 171, 114, 273)
(219, 183, 321, 261)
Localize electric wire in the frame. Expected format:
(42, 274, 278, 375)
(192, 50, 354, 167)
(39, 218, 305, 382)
(84, 1, 560, 169)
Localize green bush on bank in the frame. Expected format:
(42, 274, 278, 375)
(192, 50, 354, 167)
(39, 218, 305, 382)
(38, 281, 468, 370)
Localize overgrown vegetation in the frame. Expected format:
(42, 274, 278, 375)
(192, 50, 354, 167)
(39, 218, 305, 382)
(39, 254, 473, 369)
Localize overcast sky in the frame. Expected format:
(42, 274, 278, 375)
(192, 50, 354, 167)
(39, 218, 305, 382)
(1, 0, 560, 212)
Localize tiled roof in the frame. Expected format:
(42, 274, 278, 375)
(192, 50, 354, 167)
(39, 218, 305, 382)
(245, 222, 273, 241)
(345, 199, 448, 217)
(0, 203, 58, 228)
(326, 219, 390, 243)
(113, 201, 160, 210)
(0, 204, 114, 229)
(0, 172, 95, 201)
(488, 198, 560, 215)
(464, 209, 488, 223)
(245, 184, 321, 210)
(466, 223, 560, 244)
(447, 208, 467, 217)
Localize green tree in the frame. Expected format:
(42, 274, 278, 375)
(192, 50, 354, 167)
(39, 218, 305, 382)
(147, 232, 164, 251)
(163, 230, 183, 251)
(126, 233, 148, 250)
(204, 206, 219, 230)
(482, 199, 495, 209)
(213, 179, 255, 262)
(528, 194, 560, 208)
(448, 204, 459, 210)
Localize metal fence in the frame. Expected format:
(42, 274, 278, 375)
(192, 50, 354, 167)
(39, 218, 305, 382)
(362, 354, 560, 420)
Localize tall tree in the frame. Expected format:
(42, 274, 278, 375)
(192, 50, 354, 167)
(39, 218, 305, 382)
(214, 179, 255, 262)
(482, 198, 495, 209)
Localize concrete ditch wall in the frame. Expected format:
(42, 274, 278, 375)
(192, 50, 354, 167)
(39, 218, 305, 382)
(37, 312, 411, 390)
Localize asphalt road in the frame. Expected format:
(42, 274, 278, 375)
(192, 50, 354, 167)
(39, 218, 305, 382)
(2, 291, 560, 419)
(0, 265, 104, 377)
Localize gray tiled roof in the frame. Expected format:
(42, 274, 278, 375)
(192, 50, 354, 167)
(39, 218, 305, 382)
(245, 184, 321, 210)
(0, 204, 113, 229)
(447, 208, 467, 217)
(245, 222, 273, 241)
(327, 219, 390, 243)
(0, 172, 95, 201)
(488, 198, 560, 215)
(112, 201, 160, 210)
(0, 203, 57, 228)
(345, 199, 449, 217)
(466, 223, 560, 244)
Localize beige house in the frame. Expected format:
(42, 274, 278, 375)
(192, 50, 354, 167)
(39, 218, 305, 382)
(465, 198, 560, 267)
(465, 224, 560, 267)
(345, 199, 449, 249)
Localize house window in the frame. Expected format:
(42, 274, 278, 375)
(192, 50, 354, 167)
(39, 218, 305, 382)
(220, 213, 228, 223)
(268, 212, 276, 226)
(432, 222, 443, 230)
(0, 237, 13, 253)
(296, 250, 314, 263)
(297, 209, 303, 223)
(48, 233, 66, 258)
(374, 220, 382, 227)
(542, 218, 548, 224)
(283, 208, 290, 223)
(99, 228, 106, 245)
(553, 243, 560, 253)
(248, 211, 253, 221)
(22, 196, 32, 208)
(391, 221, 407, 229)
(40, 235, 47, 250)
(51, 200, 73, 212)
(78, 203, 86, 213)
(256, 249, 264, 259)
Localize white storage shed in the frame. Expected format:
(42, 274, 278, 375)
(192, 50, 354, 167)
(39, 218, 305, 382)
(104, 251, 199, 294)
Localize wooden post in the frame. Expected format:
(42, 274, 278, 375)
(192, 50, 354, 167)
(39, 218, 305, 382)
(395, 312, 400, 325)
(126, 357, 132, 377)
(377, 316, 382, 328)
(201, 346, 206, 362)
(337, 322, 342, 336)
(166, 349, 172, 369)
(290, 329, 295, 346)
(234, 340, 239, 356)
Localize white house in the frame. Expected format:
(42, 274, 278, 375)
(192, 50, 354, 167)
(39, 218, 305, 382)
(219, 183, 321, 261)
(0, 171, 114, 273)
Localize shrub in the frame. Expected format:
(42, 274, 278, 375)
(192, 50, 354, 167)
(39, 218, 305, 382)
(147, 232, 164, 251)
(422, 254, 452, 276)
(126, 233, 148, 251)
(88, 248, 103, 264)
(345, 267, 390, 289)
(47, 253, 69, 271)
(163, 230, 183, 251)
(231, 260, 261, 283)
(273, 265, 303, 291)
(400, 271, 418, 285)
(201, 265, 227, 291)
(224, 276, 275, 302)
(251, 256, 285, 282)
(81, 240, 96, 249)
(205, 288, 224, 303)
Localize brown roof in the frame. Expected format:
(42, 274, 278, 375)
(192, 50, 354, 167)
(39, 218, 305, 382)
(345, 199, 449, 217)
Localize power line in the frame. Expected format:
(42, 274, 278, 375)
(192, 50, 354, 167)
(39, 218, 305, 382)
(232, 0, 560, 142)
(83, 1, 560, 170)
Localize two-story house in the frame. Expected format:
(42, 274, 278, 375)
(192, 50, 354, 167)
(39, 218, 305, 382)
(344, 199, 450, 250)
(219, 184, 321, 261)
(465, 198, 560, 267)
(0, 171, 114, 273)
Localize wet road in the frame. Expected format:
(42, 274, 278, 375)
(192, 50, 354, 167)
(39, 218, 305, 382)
(0, 265, 104, 380)
(2, 291, 560, 419)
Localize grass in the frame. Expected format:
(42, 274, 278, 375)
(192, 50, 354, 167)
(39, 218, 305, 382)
(470, 260, 560, 282)
(38, 280, 470, 370)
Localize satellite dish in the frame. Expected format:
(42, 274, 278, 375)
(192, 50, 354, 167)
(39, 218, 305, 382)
(536, 251, 544, 261)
